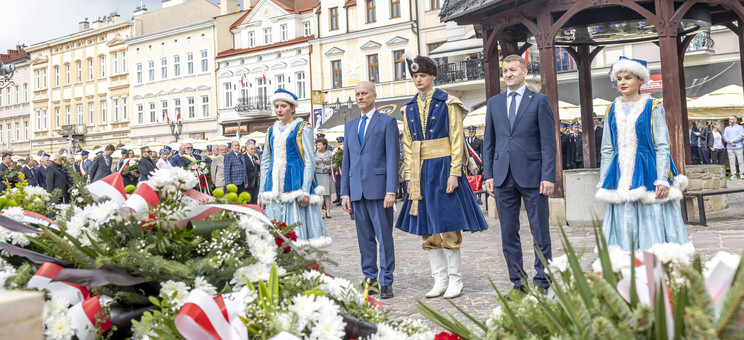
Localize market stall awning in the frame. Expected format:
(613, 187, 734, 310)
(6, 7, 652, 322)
(687, 84, 744, 119)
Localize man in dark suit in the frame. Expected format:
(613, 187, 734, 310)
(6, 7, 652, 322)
(690, 121, 701, 165)
(21, 156, 37, 187)
(243, 143, 259, 203)
(0, 153, 13, 192)
(695, 120, 712, 164)
(594, 117, 604, 168)
(560, 123, 570, 169)
(89, 144, 115, 183)
(341, 81, 399, 299)
(224, 141, 248, 194)
(569, 123, 583, 169)
(138, 146, 157, 182)
(46, 155, 68, 203)
(36, 154, 50, 190)
(179, 143, 196, 169)
(483, 54, 556, 294)
(465, 125, 483, 164)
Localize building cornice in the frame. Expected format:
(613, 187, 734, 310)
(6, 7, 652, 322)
(26, 22, 133, 53)
(309, 21, 416, 45)
(125, 19, 216, 45)
(217, 36, 312, 59)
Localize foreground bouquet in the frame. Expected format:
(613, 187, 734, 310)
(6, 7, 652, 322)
(419, 226, 744, 339)
(0, 167, 430, 339)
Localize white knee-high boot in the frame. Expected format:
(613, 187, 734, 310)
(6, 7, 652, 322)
(426, 249, 449, 298)
(443, 248, 463, 299)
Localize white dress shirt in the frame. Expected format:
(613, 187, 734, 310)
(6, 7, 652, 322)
(357, 108, 376, 139)
(505, 84, 527, 116)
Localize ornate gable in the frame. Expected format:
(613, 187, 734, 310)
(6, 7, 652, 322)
(360, 40, 381, 51)
(386, 36, 409, 46)
(324, 47, 345, 56)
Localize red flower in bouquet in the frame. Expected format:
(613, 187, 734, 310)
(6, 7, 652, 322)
(434, 332, 463, 340)
(274, 230, 298, 254)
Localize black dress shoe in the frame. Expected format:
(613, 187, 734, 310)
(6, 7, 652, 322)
(379, 286, 394, 299)
(332, 198, 340, 203)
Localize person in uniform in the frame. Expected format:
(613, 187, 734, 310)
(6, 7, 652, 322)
(560, 123, 570, 170)
(569, 122, 584, 169)
(594, 116, 603, 168)
(396, 54, 488, 299)
(465, 125, 484, 203)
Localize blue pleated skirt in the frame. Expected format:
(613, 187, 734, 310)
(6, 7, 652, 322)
(602, 200, 689, 251)
(263, 201, 328, 241)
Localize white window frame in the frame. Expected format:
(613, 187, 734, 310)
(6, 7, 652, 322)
(187, 96, 195, 118)
(113, 52, 119, 74)
(89, 59, 94, 80)
(122, 97, 128, 120)
(303, 21, 311, 36)
(113, 98, 119, 122)
(173, 55, 181, 77)
(161, 58, 168, 79)
(100, 56, 106, 78)
(187, 53, 194, 75)
(42, 109, 47, 129)
(296, 72, 306, 99)
(136, 63, 143, 83)
(55, 66, 60, 86)
(200, 50, 208, 73)
(66, 64, 71, 84)
(280, 24, 288, 41)
(137, 103, 144, 124)
(248, 31, 255, 48)
(100, 101, 107, 124)
(77, 104, 83, 125)
(89, 102, 95, 125)
(149, 102, 156, 123)
(200, 95, 209, 117)
(224, 83, 233, 108)
(174, 98, 181, 120)
(122, 51, 127, 73)
(36, 110, 41, 131)
(77, 61, 82, 82)
(161, 100, 168, 122)
(264, 28, 272, 45)
(148, 60, 155, 81)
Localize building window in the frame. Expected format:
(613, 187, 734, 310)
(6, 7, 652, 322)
(368, 54, 379, 83)
(427, 41, 445, 53)
(77, 104, 83, 125)
(224, 83, 232, 108)
(122, 97, 128, 120)
(173, 55, 181, 77)
(149, 102, 156, 123)
(137, 104, 144, 124)
(280, 24, 288, 41)
(89, 102, 95, 124)
(55, 66, 60, 86)
(101, 101, 107, 124)
(200, 50, 208, 72)
(187, 97, 195, 118)
(391, 0, 400, 18)
(89, 59, 94, 80)
(77, 61, 82, 82)
(161, 100, 168, 122)
(366, 0, 376, 23)
(15, 123, 19, 142)
(100, 56, 106, 78)
(66, 106, 71, 125)
(23, 83, 27, 102)
(55, 108, 60, 127)
(36, 110, 41, 131)
(42, 69, 47, 88)
(6, 124, 10, 144)
(147, 60, 155, 81)
(66, 64, 71, 84)
(42, 109, 47, 129)
(113, 99, 119, 122)
(332, 60, 342, 89)
(136, 63, 143, 83)
(257, 77, 267, 104)
(430, 0, 440, 10)
(303, 21, 311, 36)
(296, 72, 306, 99)
(14, 85, 19, 104)
(200, 95, 209, 117)
(248, 31, 255, 48)
(35, 70, 40, 89)
(5, 89, 9, 105)
(276, 74, 285, 89)
(113, 52, 118, 74)
(393, 50, 406, 80)
(161, 58, 168, 79)
(329, 7, 339, 31)
(187, 53, 194, 75)
(174, 98, 181, 120)
(264, 28, 272, 45)
(555, 47, 577, 72)
(24, 122, 28, 141)
(122, 51, 127, 73)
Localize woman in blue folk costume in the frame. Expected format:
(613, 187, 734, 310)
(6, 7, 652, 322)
(396, 54, 488, 299)
(596, 57, 689, 251)
(258, 88, 330, 247)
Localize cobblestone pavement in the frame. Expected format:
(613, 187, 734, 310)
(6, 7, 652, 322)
(320, 180, 744, 327)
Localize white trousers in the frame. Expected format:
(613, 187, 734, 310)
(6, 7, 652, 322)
(727, 148, 744, 175)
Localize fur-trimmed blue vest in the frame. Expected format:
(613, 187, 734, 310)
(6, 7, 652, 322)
(263, 120, 318, 197)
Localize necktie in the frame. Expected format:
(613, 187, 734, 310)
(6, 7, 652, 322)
(508, 92, 518, 128)
(359, 115, 368, 146)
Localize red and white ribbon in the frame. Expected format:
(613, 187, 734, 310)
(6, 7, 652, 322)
(175, 289, 242, 340)
(174, 204, 270, 228)
(617, 252, 674, 340)
(185, 189, 215, 203)
(0, 210, 60, 230)
(86, 172, 127, 204)
(27, 262, 90, 305)
(69, 296, 112, 340)
(124, 183, 160, 216)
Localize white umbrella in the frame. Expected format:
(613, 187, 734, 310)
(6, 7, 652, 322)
(687, 84, 744, 119)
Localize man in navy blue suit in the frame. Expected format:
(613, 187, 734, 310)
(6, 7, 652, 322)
(341, 81, 399, 299)
(483, 54, 557, 294)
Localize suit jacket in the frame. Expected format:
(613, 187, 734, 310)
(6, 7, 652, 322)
(36, 166, 48, 190)
(244, 153, 259, 191)
(483, 88, 557, 188)
(179, 154, 194, 169)
(595, 126, 604, 167)
(0, 163, 8, 192)
(138, 157, 156, 182)
(340, 110, 399, 201)
(89, 154, 113, 182)
(21, 166, 37, 186)
(466, 136, 483, 159)
(46, 163, 67, 203)
(223, 151, 246, 186)
(81, 159, 92, 172)
(212, 154, 225, 188)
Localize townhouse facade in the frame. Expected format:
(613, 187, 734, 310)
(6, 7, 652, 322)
(309, 0, 419, 128)
(216, 0, 317, 136)
(0, 46, 32, 155)
(26, 14, 133, 156)
(126, 0, 224, 145)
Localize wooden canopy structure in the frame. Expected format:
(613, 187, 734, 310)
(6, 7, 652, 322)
(440, 0, 744, 197)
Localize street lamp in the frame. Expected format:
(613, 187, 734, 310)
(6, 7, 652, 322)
(170, 119, 183, 142)
(0, 61, 16, 89)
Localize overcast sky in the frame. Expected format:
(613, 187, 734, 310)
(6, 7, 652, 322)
(1, 0, 239, 51)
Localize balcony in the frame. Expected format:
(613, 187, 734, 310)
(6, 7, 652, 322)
(58, 124, 87, 136)
(235, 96, 271, 113)
(433, 58, 541, 86)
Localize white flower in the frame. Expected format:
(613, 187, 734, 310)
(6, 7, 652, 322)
(160, 280, 190, 308)
(313, 295, 340, 319)
(367, 323, 401, 340)
(288, 294, 319, 324)
(25, 186, 49, 197)
(65, 214, 87, 239)
(546, 255, 569, 273)
(2, 206, 25, 222)
(0, 260, 17, 288)
(146, 167, 199, 191)
(308, 313, 345, 340)
(650, 242, 695, 267)
(193, 276, 217, 296)
(274, 313, 298, 333)
(303, 270, 322, 281)
(238, 216, 269, 234)
(231, 263, 271, 286)
(251, 242, 277, 265)
(84, 200, 120, 228)
(592, 245, 632, 273)
(485, 306, 503, 329)
(9, 231, 29, 246)
(43, 296, 71, 320)
(44, 313, 75, 340)
(703, 251, 741, 279)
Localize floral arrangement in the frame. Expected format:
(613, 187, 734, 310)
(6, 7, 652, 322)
(1, 162, 22, 187)
(0, 167, 430, 339)
(0, 181, 58, 216)
(189, 160, 212, 194)
(418, 226, 744, 339)
(331, 146, 343, 170)
(120, 158, 140, 180)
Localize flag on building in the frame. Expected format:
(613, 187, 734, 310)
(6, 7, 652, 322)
(240, 73, 247, 86)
